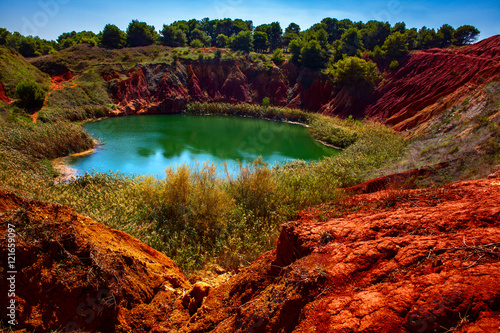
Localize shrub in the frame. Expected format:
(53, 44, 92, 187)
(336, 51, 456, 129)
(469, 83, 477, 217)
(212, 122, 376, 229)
(331, 57, 379, 86)
(262, 97, 270, 107)
(214, 49, 222, 59)
(190, 39, 203, 49)
(389, 60, 399, 70)
(15, 79, 46, 109)
(271, 48, 285, 65)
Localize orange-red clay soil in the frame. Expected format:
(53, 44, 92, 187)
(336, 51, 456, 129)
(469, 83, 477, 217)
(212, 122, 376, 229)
(1, 173, 500, 332)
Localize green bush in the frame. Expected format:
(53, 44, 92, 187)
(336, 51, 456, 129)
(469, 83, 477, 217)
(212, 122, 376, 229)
(15, 79, 46, 109)
(190, 39, 203, 48)
(389, 60, 400, 70)
(271, 48, 285, 65)
(331, 57, 379, 86)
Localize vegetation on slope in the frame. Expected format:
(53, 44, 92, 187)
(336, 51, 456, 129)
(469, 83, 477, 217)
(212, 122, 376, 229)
(0, 32, 497, 274)
(0, 78, 404, 272)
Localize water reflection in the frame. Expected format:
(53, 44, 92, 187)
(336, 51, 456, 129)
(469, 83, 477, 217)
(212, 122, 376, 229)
(71, 115, 339, 178)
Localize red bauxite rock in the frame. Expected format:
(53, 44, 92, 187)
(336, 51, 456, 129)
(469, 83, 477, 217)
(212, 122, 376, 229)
(1, 176, 499, 332)
(180, 178, 500, 332)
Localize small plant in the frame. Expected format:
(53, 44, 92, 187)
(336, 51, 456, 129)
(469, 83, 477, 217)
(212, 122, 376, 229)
(262, 97, 270, 107)
(389, 60, 399, 70)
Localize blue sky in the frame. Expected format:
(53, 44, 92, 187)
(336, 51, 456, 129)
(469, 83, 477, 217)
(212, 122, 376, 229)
(0, 0, 498, 41)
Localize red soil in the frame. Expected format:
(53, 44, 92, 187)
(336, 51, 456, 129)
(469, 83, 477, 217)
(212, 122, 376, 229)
(0, 82, 11, 103)
(50, 70, 74, 91)
(2, 174, 500, 332)
(182, 176, 500, 332)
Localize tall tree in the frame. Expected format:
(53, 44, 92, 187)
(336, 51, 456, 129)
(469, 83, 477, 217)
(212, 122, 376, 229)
(417, 26, 440, 49)
(282, 23, 300, 50)
(100, 24, 126, 49)
(230, 30, 253, 52)
(382, 32, 409, 58)
(321, 17, 343, 42)
(160, 25, 187, 47)
(437, 24, 455, 47)
(453, 25, 480, 46)
(268, 22, 282, 51)
(361, 20, 391, 51)
(190, 29, 211, 46)
(301, 40, 328, 69)
(391, 22, 406, 34)
(126, 20, 157, 47)
(215, 34, 228, 48)
(253, 31, 269, 52)
(289, 39, 302, 63)
(338, 27, 364, 58)
(0, 28, 11, 45)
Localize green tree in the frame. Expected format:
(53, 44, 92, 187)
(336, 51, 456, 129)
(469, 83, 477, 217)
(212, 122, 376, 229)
(285, 23, 300, 35)
(253, 31, 269, 52)
(215, 34, 228, 48)
(417, 26, 440, 49)
(301, 40, 328, 69)
(391, 22, 406, 34)
(161, 25, 188, 47)
(262, 97, 270, 107)
(126, 20, 157, 47)
(404, 28, 418, 50)
(18, 37, 36, 57)
(268, 22, 283, 51)
(190, 29, 211, 46)
(361, 20, 391, 51)
(338, 27, 364, 58)
(230, 30, 253, 52)
(100, 24, 126, 49)
(15, 79, 46, 109)
(282, 23, 300, 49)
(382, 32, 409, 58)
(321, 17, 343, 43)
(453, 25, 480, 46)
(0, 28, 10, 45)
(437, 24, 455, 47)
(289, 38, 302, 63)
(331, 57, 379, 86)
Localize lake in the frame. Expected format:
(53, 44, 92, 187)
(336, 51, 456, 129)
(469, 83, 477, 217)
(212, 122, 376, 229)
(69, 115, 339, 177)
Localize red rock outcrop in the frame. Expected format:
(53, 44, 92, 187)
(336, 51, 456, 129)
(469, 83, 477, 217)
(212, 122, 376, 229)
(50, 70, 74, 91)
(0, 82, 11, 103)
(180, 177, 500, 332)
(0, 189, 192, 332)
(2, 176, 500, 332)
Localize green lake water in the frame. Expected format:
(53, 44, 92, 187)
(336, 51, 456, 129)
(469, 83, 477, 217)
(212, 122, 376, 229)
(70, 115, 339, 177)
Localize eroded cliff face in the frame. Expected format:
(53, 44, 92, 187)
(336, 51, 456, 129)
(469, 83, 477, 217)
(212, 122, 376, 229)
(2, 174, 500, 332)
(106, 59, 335, 117)
(107, 35, 500, 132)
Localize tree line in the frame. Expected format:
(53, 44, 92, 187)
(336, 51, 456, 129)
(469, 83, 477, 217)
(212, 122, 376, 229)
(0, 17, 480, 68)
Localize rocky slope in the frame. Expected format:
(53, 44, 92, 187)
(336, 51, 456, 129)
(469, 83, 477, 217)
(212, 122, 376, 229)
(2, 173, 500, 332)
(104, 36, 500, 132)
